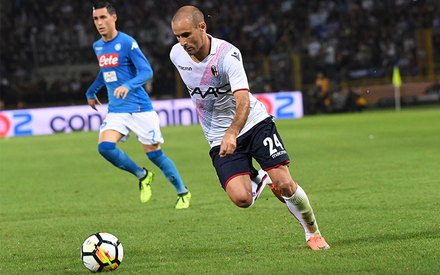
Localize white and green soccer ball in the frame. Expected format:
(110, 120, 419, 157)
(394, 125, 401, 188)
(81, 232, 123, 272)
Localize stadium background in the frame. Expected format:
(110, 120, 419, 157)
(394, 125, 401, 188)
(0, 0, 439, 112)
(1, 1, 440, 273)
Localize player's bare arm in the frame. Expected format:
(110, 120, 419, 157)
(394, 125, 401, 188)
(219, 90, 250, 157)
(87, 97, 102, 111)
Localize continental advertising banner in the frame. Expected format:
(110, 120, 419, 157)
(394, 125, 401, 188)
(0, 91, 303, 138)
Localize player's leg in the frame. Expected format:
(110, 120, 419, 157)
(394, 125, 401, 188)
(98, 129, 145, 179)
(250, 165, 285, 203)
(143, 143, 190, 209)
(210, 144, 265, 208)
(267, 166, 329, 250)
(267, 167, 318, 236)
(250, 167, 271, 203)
(251, 117, 329, 250)
(132, 111, 190, 208)
(225, 175, 253, 207)
(143, 143, 188, 194)
(98, 114, 152, 203)
(226, 172, 268, 208)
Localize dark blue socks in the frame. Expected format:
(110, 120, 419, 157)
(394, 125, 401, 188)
(98, 142, 145, 179)
(98, 142, 186, 194)
(147, 149, 187, 194)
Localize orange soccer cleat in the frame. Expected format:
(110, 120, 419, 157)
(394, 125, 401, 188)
(307, 235, 330, 250)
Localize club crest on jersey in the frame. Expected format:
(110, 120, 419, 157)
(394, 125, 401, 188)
(114, 43, 121, 51)
(211, 65, 219, 77)
(98, 54, 119, 68)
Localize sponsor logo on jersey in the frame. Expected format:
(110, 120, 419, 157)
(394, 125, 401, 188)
(231, 52, 240, 61)
(98, 54, 119, 68)
(95, 47, 103, 51)
(103, 71, 117, 82)
(114, 43, 121, 51)
(131, 42, 139, 50)
(190, 85, 230, 98)
(178, 65, 192, 71)
(210, 65, 219, 77)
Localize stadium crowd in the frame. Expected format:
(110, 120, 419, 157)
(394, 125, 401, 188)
(1, 0, 439, 110)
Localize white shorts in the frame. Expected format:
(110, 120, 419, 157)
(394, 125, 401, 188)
(99, 112, 164, 145)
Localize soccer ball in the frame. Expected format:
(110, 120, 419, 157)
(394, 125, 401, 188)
(81, 232, 123, 272)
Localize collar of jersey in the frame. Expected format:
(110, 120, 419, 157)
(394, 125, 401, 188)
(207, 34, 217, 56)
(103, 31, 120, 44)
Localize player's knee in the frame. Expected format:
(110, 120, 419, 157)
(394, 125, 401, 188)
(275, 178, 296, 197)
(232, 192, 253, 208)
(233, 196, 253, 208)
(98, 142, 116, 156)
(226, 178, 253, 208)
(228, 191, 252, 208)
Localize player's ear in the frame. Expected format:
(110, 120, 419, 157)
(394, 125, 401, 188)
(113, 14, 117, 22)
(199, 22, 207, 32)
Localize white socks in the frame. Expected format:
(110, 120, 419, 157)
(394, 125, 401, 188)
(249, 170, 321, 240)
(283, 184, 320, 240)
(248, 169, 270, 207)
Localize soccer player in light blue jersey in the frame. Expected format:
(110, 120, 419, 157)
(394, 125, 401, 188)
(85, 1, 191, 209)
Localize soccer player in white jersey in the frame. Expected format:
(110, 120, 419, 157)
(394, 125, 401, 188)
(85, 1, 191, 209)
(170, 6, 330, 249)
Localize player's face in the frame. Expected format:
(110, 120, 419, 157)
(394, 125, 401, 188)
(172, 19, 206, 56)
(93, 8, 117, 38)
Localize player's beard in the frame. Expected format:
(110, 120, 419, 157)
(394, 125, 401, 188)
(184, 46, 195, 55)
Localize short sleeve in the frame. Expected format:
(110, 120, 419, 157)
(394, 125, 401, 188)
(223, 48, 249, 93)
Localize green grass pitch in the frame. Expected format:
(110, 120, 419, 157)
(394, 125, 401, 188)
(1, 106, 439, 274)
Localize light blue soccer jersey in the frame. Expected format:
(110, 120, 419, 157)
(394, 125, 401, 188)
(86, 32, 154, 113)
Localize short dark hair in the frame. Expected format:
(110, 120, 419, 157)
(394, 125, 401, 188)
(93, 1, 116, 15)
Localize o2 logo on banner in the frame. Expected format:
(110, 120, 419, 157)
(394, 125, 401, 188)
(254, 91, 303, 119)
(0, 112, 33, 137)
(0, 113, 10, 137)
(0, 106, 106, 138)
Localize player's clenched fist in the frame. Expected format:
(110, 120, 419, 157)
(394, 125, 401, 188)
(219, 132, 237, 157)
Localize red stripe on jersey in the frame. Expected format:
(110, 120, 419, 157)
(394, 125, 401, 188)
(232, 89, 249, 94)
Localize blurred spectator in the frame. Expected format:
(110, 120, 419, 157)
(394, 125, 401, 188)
(314, 72, 330, 112)
(344, 88, 367, 112)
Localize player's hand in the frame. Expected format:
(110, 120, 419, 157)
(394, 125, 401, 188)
(114, 86, 129, 99)
(87, 97, 102, 111)
(219, 131, 237, 157)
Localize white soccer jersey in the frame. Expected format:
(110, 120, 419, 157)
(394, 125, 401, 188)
(170, 35, 269, 147)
